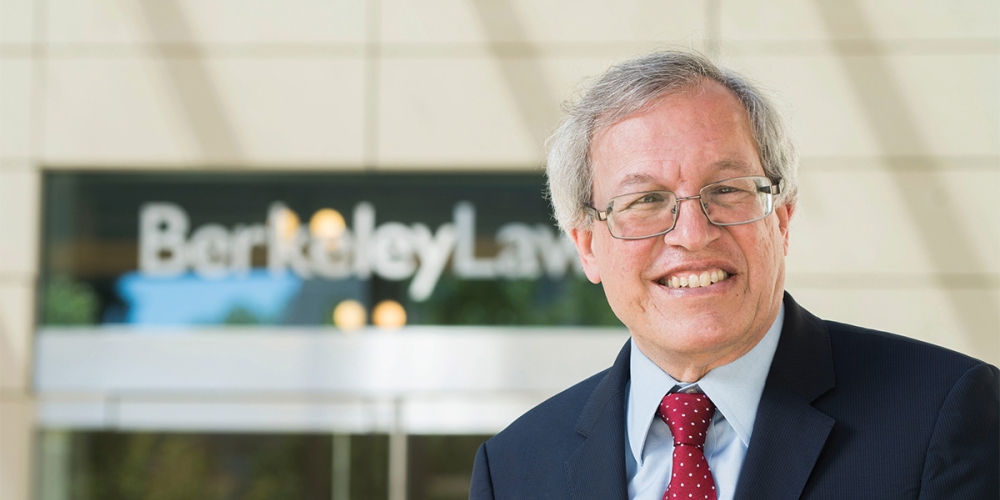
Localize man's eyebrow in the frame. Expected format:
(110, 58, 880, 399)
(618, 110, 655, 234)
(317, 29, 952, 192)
(615, 160, 755, 190)
(712, 159, 756, 174)
(616, 174, 659, 190)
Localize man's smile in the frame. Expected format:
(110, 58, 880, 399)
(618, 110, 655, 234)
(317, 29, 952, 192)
(657, 268, 730, 289)
(651, 259, 738, 291)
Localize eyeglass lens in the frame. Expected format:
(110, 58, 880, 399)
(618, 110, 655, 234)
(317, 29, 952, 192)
(607, 177, 775, 239)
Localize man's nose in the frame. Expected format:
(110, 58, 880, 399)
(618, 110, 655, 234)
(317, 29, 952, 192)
(664, 197, 721, 250)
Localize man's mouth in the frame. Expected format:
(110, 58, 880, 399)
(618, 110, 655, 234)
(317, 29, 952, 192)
(657, 269, 730, 289)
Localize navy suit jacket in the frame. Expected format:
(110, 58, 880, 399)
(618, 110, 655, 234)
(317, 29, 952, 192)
(470, 293, 999, 499)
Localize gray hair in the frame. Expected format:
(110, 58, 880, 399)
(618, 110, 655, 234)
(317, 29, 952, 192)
(546, 50, 798, 232)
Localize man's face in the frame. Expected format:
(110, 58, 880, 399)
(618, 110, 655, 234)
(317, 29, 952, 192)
(570, 80, 793, 377)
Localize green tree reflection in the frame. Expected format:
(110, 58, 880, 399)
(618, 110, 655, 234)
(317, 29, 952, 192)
(416, 275, 621, 327)
(66, 432, 388, 500)
(42, 275, 100, 325)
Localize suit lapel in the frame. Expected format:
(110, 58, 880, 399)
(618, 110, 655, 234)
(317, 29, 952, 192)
(563, 295, 836, 500)
(566, 341, 631, 500)
(734, 294, 836, 500)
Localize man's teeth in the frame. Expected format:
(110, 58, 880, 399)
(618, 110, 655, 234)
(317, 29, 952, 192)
(664, 269, 729, 288)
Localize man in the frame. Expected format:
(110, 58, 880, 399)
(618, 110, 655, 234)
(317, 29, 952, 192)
(470, 51, 999, 500)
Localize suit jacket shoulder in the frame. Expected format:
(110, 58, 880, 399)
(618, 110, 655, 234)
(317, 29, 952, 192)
(737, 297, 999, 500)
(471, 343, 631, 500)
(815, 319, 998, 499)
(471, 294, 999, 500)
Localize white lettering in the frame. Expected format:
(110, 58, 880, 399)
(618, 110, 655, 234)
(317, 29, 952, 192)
(409, 223, 456, 301)
(230, 224, 266, 276)
(188, 224, 231, 279)
(267, 203, 313, 279)
(452, 202, 495, 279)
(534, 225, 583, 277)
(371, 223, 417, 280)
(353, 202, 375, 279)
(310, 231, 354, 279)
(139, 203, 188, 277)
(137, 200, 581, 301)
(495, 223, 541, 279)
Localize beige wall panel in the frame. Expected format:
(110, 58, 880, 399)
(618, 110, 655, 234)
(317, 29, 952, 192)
(0, 58, 32, 159)
(0, 168, 39, 276)
(0, 397, 35, 500)
(378, 57, 542, 167)
(789, 288, 999, 366)
(377, 57, 624, 168)
(721, 0, 1000, 41)
(869, 55, 997, 156)
(788, 169, 999, 275)
(380, 0, 705, 44)
(0, 0, 34, 44)
(0, 283, 34, 391)
(45, 0, 365, 44)
(729, 54, 999, 157)
(42, 57, 366, 166)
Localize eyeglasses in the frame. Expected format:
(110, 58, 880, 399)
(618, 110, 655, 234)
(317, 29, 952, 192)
(584, 176, 782, 240)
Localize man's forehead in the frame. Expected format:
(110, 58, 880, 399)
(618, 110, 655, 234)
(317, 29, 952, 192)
(589, 86, 763, 197)
(605, 159, 761, 192)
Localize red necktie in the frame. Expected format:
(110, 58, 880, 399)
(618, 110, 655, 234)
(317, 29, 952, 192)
(657, 392, 717, 500)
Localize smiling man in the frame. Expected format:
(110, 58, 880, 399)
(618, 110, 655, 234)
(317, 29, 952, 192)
(470, 51, 999, 500)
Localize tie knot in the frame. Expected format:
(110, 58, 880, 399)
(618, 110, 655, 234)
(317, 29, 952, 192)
(657, 392, 716, 447)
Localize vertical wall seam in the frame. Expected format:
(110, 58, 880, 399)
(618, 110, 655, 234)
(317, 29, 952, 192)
(363, 0, 382, 170)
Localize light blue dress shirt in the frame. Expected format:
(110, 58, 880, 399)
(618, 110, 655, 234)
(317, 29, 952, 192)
(625, 304, 784, 500)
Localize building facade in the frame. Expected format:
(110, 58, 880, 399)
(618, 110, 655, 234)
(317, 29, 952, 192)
(1, 1, 998, 498)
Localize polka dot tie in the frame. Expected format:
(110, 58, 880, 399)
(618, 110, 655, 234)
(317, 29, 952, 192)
(657, 392, 717, 500)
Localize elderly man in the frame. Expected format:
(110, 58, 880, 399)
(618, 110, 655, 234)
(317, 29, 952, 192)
(470, 51, 999, 500)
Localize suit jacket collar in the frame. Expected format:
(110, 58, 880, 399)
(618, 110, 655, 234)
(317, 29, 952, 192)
(563, 293, 836, 500)
(734, 293, 836, 500)
(566, 338, 631, 500)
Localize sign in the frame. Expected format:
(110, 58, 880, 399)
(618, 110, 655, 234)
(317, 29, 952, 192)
(140, 201, 582, 302)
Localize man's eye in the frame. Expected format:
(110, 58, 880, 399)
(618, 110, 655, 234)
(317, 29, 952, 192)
(708, 185, 749, 197)
(618, 192, 668, 212)
(636, 193, 666, 204)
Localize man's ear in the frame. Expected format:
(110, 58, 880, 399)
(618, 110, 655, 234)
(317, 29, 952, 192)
(569, 227, 602, 284)
(775, 202, 795, 256)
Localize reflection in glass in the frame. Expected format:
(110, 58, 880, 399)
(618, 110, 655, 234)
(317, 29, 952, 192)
(408, 435, 491, 500)
(333, 299, 368, 331)
(40, 172, 619, 328)
(38, 431, 389, 500)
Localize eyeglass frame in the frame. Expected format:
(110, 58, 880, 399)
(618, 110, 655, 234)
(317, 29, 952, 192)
(583, 175, 782, 240)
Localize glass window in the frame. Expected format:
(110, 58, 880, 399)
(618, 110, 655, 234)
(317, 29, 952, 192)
(407, 435, 491, 500)
(40, 172, 620, 329)
(37, 431, 389, 500)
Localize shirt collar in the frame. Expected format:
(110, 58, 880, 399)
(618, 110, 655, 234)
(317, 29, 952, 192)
(627, 303, 784, 465)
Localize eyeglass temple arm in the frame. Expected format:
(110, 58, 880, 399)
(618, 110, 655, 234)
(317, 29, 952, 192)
(758, 184, 781, 195)
(583, 205, 609, 221)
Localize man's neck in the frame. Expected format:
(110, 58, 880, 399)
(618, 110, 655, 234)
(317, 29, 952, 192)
(637, 318, 779, 382)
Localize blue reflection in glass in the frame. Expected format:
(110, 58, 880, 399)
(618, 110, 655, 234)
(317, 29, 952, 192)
(116, 270, 303, 325)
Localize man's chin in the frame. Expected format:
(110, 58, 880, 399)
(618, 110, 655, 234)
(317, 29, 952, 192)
(639, 319, 749, 356)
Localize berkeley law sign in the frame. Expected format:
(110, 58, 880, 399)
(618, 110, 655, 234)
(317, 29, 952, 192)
(139, 202, 582, 302)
